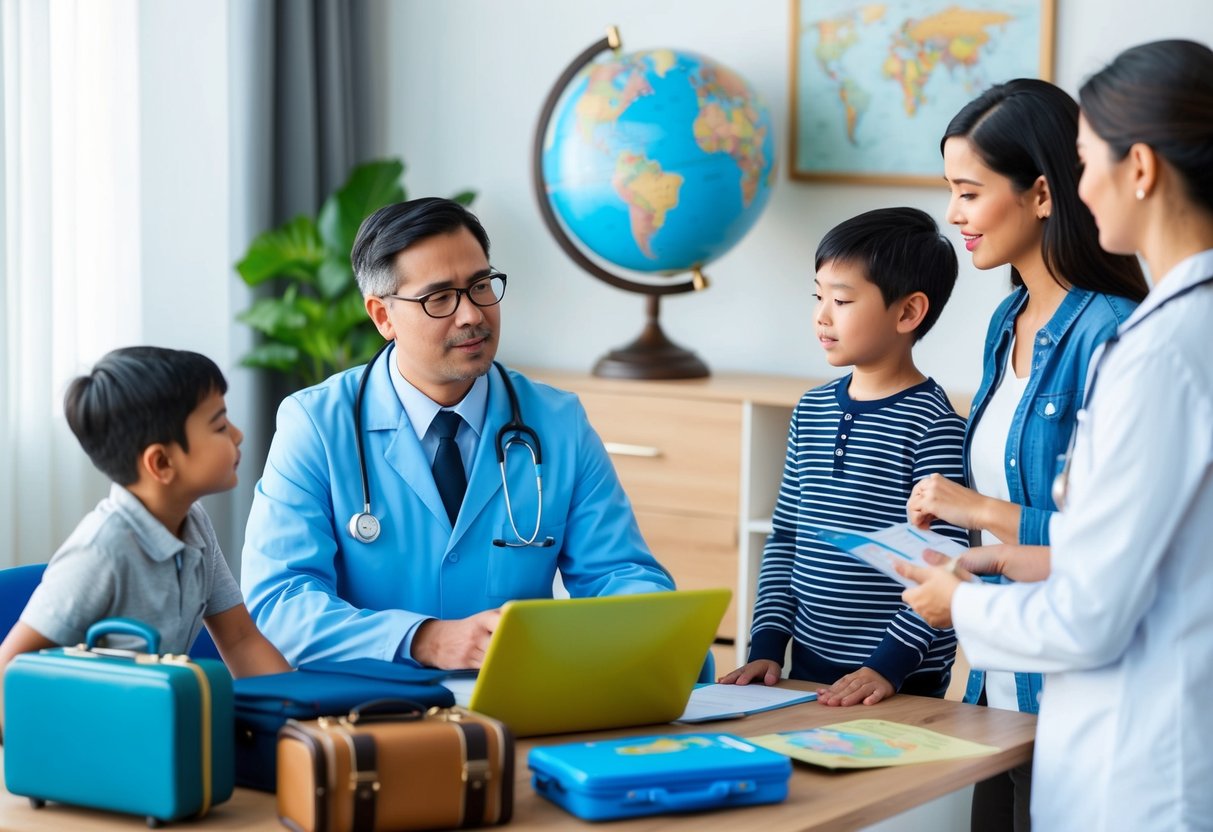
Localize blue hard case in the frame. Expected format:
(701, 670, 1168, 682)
(528, 732, 792, 821)
(3, 618, 234, 825)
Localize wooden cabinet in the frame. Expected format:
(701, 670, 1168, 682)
(523, 369, 823, 668)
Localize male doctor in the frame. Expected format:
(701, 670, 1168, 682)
(241, 197, 674, 668)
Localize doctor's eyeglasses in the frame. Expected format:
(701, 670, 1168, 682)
(382, 272, 507, 319)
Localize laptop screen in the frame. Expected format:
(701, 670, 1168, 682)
(465, 589, 730, 737)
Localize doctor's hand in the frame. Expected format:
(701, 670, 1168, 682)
(896, 555, 962, 628)
(411, 609, 502, 670)
(718, 659, 782, 686)
(907, 473, 989, 531)
(816, 666, 894, 707)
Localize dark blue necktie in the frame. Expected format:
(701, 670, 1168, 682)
(431, 410, 467, 526)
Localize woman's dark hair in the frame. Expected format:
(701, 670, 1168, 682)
(942, 79, 1147, 301)
(1080, 39, 1213, 217)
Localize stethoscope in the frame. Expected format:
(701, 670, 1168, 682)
(347, 341, 554, 548)
(1052, 274, 1213, 510)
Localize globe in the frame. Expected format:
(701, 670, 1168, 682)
(541, 46, 777, 276)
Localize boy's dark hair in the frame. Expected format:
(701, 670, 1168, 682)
(351, 197, 492, 297)
(814, 207, 958, 341)
(942, 79, 1147, 301)
(64, 347, 228, 485)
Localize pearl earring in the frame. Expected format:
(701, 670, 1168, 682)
(1135, 188, 1146, 201)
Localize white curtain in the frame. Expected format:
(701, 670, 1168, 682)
(1, 0, 142, 567)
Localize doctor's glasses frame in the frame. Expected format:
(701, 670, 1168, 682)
(381, 272, 507, 318)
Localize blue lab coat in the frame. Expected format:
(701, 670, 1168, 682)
(241, 358, 674, 664)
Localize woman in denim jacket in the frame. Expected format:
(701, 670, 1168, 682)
(907, 80, 1148, 831)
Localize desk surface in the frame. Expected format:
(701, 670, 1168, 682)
(0, 682, 1034, 831)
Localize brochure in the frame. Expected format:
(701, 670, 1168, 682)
(748, 719, 999, 769)
(806, 522, 968, 587)
(676, 684, 817, 723)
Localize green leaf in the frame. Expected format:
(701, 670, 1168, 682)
(449, 190, 477, 206)
(240, 343, 301, 373)
(332, 290, 372, 332)
(235, 215, 324, 287)
(317, 159, 406, 257)
(317, 256, 354, 300)
(236, 297, 309, 338)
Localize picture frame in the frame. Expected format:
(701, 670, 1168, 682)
(789, 0, 1056, 186)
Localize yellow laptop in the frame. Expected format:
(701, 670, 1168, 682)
(462, 589, 730, 737)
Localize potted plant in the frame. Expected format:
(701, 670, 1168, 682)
(235, 158, 473, 388)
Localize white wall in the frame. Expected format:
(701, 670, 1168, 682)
(134, 1, 257, 562)
(372, 0, 1212, 397)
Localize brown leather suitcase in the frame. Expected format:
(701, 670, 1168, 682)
(276, 700, 514, 832)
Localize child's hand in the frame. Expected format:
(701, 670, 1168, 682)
(717, 659, 782, 686)
(816, 667, 894, 706)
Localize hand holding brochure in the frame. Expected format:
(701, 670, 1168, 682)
(807, 522, 967, 587)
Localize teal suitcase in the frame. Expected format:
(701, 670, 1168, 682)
(3, 617, 234, 826)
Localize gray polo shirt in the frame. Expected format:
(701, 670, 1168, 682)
(21, 483, 244, 654)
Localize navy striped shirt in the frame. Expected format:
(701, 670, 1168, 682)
(748, 375, 967, 695)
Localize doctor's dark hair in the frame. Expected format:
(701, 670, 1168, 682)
(814, 207, 958, 342)
(942, 79, 1147, 301)
(1080, 40, 1213, 216)
(351, 197, 492, 297)
(63, 347, 228, 485)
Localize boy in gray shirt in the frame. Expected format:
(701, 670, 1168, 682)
(0, 347, 288, 735)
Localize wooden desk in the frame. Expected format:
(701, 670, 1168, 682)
(0, 683, 1034, 831)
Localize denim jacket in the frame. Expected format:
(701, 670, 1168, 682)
(962, 285, 1137, 713)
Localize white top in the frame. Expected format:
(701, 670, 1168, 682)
(967, 343, 1029, 711)
(952, 249, 1213, 830)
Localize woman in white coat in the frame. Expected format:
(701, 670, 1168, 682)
(897, 39, 1213, 831)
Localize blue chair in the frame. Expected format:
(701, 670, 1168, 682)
(698, 650, 715, 684)
(0, 563, 47, 642)
(189, 625, 222, 660)
(0, 561, 220, 661)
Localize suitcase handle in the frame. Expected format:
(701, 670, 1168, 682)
(85, 617, 161, 654)
(347, 698, 427, 724)
(637, 781, 753, 811)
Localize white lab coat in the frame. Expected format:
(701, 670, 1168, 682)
(952, 250, 1213, 831)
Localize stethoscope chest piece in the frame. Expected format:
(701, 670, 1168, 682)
(348, 511, 381, 543)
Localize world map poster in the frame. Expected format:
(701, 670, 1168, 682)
(790, 0, 1055, 184)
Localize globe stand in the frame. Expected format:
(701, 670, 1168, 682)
(531, 26, 713, 381)
(593, 295, 709, 380)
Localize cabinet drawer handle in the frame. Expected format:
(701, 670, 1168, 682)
(604, 442, 663, 458)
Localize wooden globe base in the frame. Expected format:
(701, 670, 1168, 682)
(592, 296, 709, 380)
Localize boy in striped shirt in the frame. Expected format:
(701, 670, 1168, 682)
(721, 207, 967, 705)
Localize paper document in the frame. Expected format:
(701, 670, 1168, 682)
(442, 676, 476, 707)
(676, 684, 817, 723)
(807, 522, 967, 587)
(748, 718, 999, 769)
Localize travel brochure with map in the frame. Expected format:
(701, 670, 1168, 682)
(748, 719, 1000, 769)
(790, 0, 1054, 184)
(806, 522, 970, 587)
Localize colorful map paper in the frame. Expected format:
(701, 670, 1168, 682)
(749, 719, 1000, 769)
